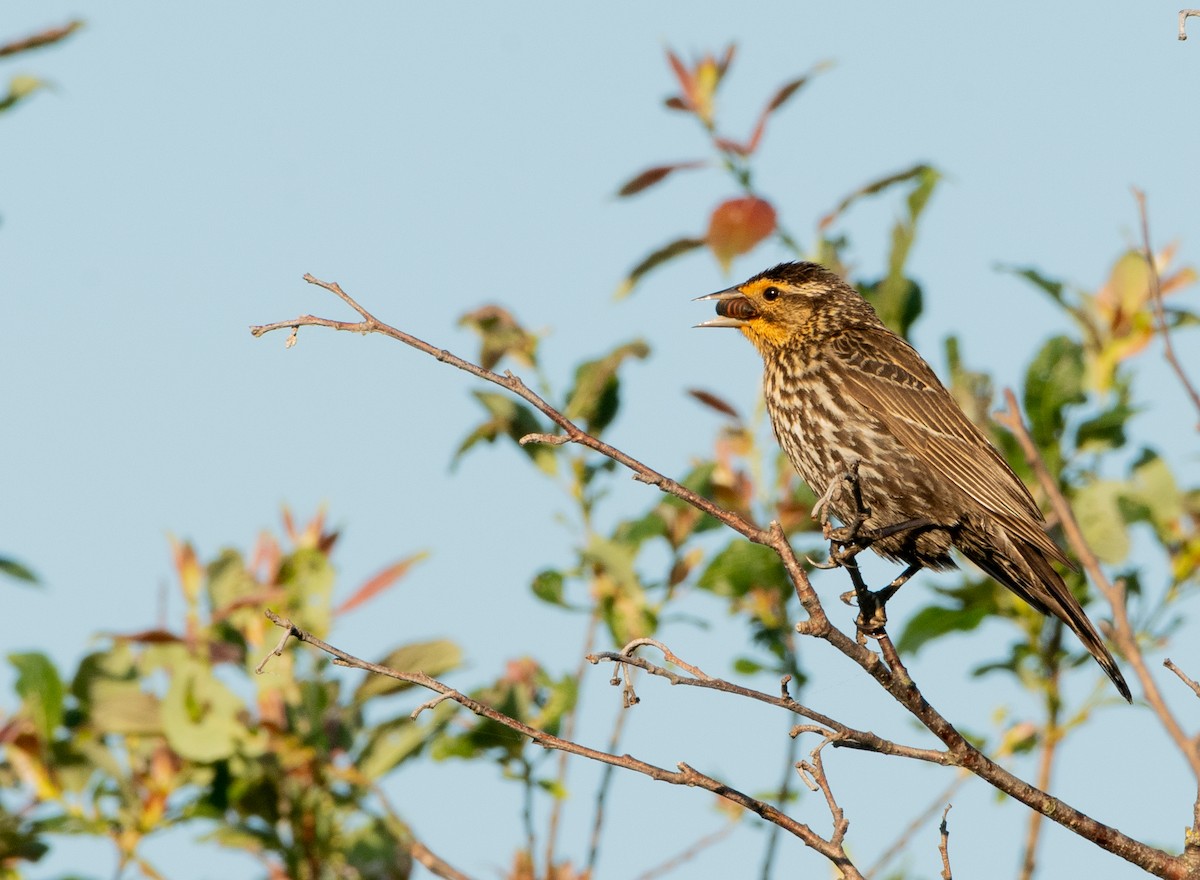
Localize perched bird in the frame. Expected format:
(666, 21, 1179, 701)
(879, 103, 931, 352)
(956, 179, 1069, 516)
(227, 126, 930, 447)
(698, 261, 1131, 702)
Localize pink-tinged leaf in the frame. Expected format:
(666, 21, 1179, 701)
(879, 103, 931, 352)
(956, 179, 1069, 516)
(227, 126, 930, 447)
(706, 197, 777, 271)
(616, 161, 705, 197)
(281, 506, 297, 543)
(714, 136, 751, 157)
(715, 44, 737, 80)
(687, 388, 742, 422)
(665, 49, 695, 109)
(616, 237, 707, 298)
(744, 115, 768, 156)
(335, 551, 430, 615)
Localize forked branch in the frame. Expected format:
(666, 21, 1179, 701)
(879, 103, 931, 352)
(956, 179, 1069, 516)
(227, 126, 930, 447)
(252, 276, 1194, 879)
(258, 610, 866, 877)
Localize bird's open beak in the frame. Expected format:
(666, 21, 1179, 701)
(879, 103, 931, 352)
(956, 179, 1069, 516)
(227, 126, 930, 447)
(693, 286, 759, 328)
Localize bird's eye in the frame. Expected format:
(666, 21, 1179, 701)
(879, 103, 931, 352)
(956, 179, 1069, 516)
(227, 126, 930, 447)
(762, 286, 781, 301)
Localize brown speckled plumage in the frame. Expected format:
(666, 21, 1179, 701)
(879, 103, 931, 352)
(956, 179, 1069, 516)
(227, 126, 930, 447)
(703, 261, 1130, 701)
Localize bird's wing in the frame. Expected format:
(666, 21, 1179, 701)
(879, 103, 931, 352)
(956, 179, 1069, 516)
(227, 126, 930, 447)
(830, 325, 1071, 566)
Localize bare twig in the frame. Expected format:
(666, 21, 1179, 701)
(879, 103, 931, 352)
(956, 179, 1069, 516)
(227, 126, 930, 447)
(633, 821, 738, 880)
(1132, 188, 1200, 428)
(545, 612, 600, 876)
(618, 637, 714, 679)
(1019, 640, 1062, 880)
(410, 841, 475, 880)
(866, 772, 969, 878)
(794, 730, 850, 845)
(938, 804, 953, 880)
(1181, 9, 1200, 40)
(259, 610, 866, 878)
(586, 684, 633, 875)
(1165, 659, 1200, 700)
(588, 647, 949, 766)
(0, 20, 83, 57)
(253, 278, 1195, 879)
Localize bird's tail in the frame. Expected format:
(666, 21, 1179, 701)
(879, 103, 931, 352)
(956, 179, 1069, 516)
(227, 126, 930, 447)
(965, 539, 1132, 702)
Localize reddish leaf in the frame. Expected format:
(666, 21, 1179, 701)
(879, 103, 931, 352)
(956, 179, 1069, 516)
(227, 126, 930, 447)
(335, 551, 429, 615)
(713, 136, 751, 157)
(664, 96, 689, 111)
(715, 44, 737, 80)
(108, 628, 182, 644)
(665, 49, 695, 110)
(616, 161, 705, 197)
(687, 388, 742, 422)
(706, 197, 777, 270)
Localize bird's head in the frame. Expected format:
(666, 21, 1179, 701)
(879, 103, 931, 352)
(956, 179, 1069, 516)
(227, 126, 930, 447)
(696, 261, 870, 356)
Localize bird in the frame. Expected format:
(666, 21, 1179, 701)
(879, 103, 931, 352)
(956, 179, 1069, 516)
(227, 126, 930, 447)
(697, 260, 1131, 702)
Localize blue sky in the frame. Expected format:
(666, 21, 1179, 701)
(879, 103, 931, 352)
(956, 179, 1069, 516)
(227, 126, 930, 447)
(3, 3, 1198, 879)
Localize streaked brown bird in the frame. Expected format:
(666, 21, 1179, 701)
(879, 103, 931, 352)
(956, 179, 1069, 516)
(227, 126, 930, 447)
(698, 261, 1131, 701)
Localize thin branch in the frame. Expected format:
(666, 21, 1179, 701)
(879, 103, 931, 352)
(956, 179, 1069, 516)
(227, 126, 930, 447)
(866, 771, 969, 878)
(938, 804, 953, 880)
(1180, 9, 1200, 40)
(1019, 645, 1062, 880)
(997, 389, 1200, 867)
(1165, 659, 1200, 700)
(1132, 188, 1200, 428)
(544, 611, 600, 876)
(259, 611, 866, 878)
(587, 645, 950, 766)
(253, 278, 1194, 880)
(633, 821, 738, 880)
(410, 841, 475, 880)
(586, 680, 633, 876)
(794, 729, 850, 846)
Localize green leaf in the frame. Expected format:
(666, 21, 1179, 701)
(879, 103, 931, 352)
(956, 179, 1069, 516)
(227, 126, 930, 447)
(733, 657, 764, 675)
(88, 680, 161, 735)
(9, 652, 64, 742)
(358, 709, 453, 780)
(861, 276, 923, 340)
(162, 659, 246, 763)
(896, 603, 990, 655)
(206, 549, 257, 611)
(0, 556, 38, 584)
(944, 335, 994, 427)
(531, 569, 566, 606)
(454, 391, 556, 475)
(354, 639, 464, 703)
(1023, 335, 1086, 455)
(530, 674, 578, 734)
(1004, 266, 1067, 307)
(0, 75, 46, 113)
(1072, 480, 1130, 565)
(696, 541, 788, 599)
(586, 535, 655, 644)
(1128, 452, 1183, 535)
(615, 237, 706, 299)
(563, 340, 650, 436)
(278, 545, 336, 638)
(1075, 402, 1133, 452)
(458, 304, 539, 371)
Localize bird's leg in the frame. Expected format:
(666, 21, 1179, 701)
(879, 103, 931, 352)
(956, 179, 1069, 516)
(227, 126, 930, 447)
(822, 461, 872, 550)
(840, 558, 925, 640)
(874, 561, 923, 605)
